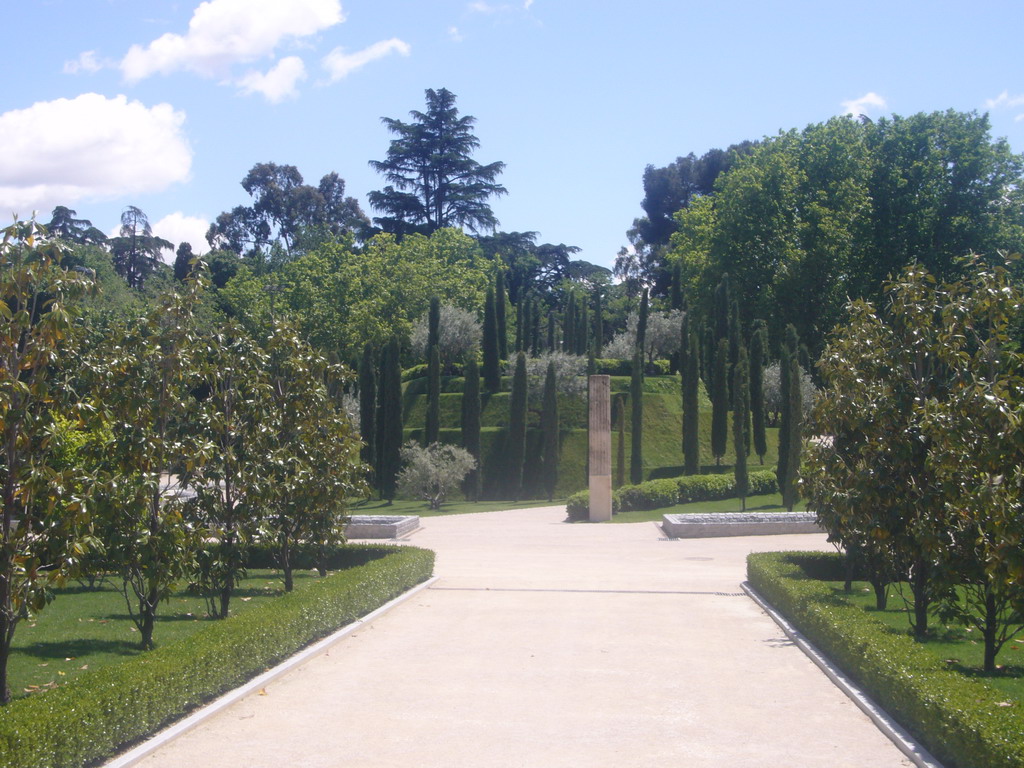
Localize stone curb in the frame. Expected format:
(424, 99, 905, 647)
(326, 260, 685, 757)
(742, 581, 944, 768)
(662, 511, 823, 538)
(104, 575, 440, 768)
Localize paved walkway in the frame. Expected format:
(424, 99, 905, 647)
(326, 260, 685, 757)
(134, 507, 913, 767)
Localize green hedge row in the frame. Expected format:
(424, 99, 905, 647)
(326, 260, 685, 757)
(0, 544, 435, 768)
(565, 469, 777, 520)
(747, 551, 1024, 768)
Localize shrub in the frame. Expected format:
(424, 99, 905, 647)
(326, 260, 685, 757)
(0, 545, 434, 768)
(397, 441, 476, 509)
(747, 552, 1024, 768)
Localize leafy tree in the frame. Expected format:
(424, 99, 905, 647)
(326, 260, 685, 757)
(508, 351, 528, 499)
(397, 442, 475, 510)
(45, 206, 106, 246)
(0, 220, 94, 703)
(540, 360, 560, 502)
(630, 350, 644, 484)
(461, 354, 482, 501)
(207, 163, 368, 269)
(377, 337, 404, 502)
(683, 328, 701, 475)
(109, 206, 172, 289)
(711, 338, 729, 466)
(782, 354, 803, 511)
(733, 345, 750, 510)
(359, 343, 376, 483)
(86, 270, 206, 649)
(412, 303, 481, 368)
(368, 88, 506, 236)
(482, 286, 500, 392)
(749, 322, 768, 464)
(173, 242, 195, 282)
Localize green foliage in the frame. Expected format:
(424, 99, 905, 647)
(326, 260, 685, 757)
(629, 350, 644, 484)
(460, 355, 482, 501)
(732, 345, 750, 508)
(482, 285, 500, 392)
(425, 343, 441, 445)
(377, 338, 403, 501)
(397, 442, 475, 510)
(359, 343, 376, 476)
(540, 360, 559, 501)
(747, 552, 1024, 768)
(749, 323, 768, 463)
(507, 352, 528, 499)
(683, 328, 701, 474)
(567, 470, 776, 521)
(710, 337, 729, 465)
(0, 546, 434, 768)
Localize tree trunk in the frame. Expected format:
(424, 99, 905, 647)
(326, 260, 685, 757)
(983, 589, 998, 673)
(0, 618, 13, 704)
(872, 580, 888, 610)
(281, 535, 294, 593)
(140, 586, 158, 650)
(219, 585, 231, 619)
(911, 558, 929, 639)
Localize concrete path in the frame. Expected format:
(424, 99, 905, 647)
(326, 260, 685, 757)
(133, 507, 913, 767)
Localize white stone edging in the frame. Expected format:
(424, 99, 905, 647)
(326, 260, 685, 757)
(742, 581, 944, 768)
(104, 575, 440, 768)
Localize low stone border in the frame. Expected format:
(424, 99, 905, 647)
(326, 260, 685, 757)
(742, 581, 944, 768)
(662, 511, 822, 538)
(345, 515, 420, 539)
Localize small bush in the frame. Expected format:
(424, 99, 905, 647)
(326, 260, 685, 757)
(747, 552, 1024, 768)
(0, 544, 434, 768)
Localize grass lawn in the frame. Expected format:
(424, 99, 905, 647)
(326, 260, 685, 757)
(608, 492, 807, 524)
(352, 497, 564, 518)
(9, 569, 322, 700)
(827, 581, 1024, 703)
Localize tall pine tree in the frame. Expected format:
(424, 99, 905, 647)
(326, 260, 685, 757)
(426, 342, 441, 444)
(630, 349, 644, 484)
(683, 328, 701, 474)
(749, 322, 767, 465)
(733, 345, 750, 510)
(711, 337, 729, 466)
(593, 288, 604, 357)
(563, 291, 576, 354)
(636, 288, 650, 364)
(359, 342, 376, 486)
(508, 351, 528, 499)
(777, 324, 799, 497)
(482, 286, 500, 392)
(495, 272, 508, 361)
(377, 337, 403, 503)
(461, 353, 482, 501)
(540, 359, 559, 501)
(782, 354, 803, 511)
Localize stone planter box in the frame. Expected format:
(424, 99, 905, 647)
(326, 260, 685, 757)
(345, 515, 420, 539)
(662, 511, 822, 538)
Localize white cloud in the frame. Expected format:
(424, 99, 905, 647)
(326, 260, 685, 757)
(63, 50, 103, 74)
(153, 212, 210, 259)
(524, 0, 534, 8)
(448, 26, 464, 42)
(120, 0, 343, 81)
(237, 56, 307, 102)
(985, 90, 1024, 122)
(0, 94, 192, 215)
(839, 91, 887, 118)
(469, 1, 497, 11)
(322, 38, 411, 82)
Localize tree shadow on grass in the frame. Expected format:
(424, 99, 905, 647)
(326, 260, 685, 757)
(17, 638, 139, 660)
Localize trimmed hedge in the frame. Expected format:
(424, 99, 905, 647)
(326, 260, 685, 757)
(747, 551, 1024, 768)
(0, 544, 434, 768)
(565, 469, 777, 521)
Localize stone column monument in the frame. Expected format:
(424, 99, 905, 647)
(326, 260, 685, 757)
(588, 375, 612, 522)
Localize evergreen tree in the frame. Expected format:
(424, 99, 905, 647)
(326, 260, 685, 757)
(669, 264, 683, 373)
(777, 324, 798, 495)
(702, 322, 715, 388)
(540, 360, 559, 501)
(508, 351, 528, 499)
(482, 286, 500, 392)
(615, 394, 626, 488)
(377, 338, 403, 502)
(515, 298, 524, 353)
(563, 291, 576, 354)
(461, 353, 482, 500)
(683, 328, 701, 474)
(713, 273, 730, 342)
(359, 343, 376, 485)
(426, 343, 441, 444)
(733, 345, 750, 510)
(496, 272, 508, 360)
(428, 295, 440, 350)
(577, 298, 589, 355)
(546, 309, 556, 352)
(711, 337, 729, 466)
(782, 354, 803, 511)
(749, 322, 767, 464)
(531, 299, 541, 356)
(630, 349, 644, 484)
(636, 288, 650, 363)
(593, 288, 604, 357)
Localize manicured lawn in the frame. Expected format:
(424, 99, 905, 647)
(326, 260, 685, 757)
(608, 492, 807, 524)
(353, 497, 564, 518)
(9, 569, 321, 700)
(829, 581, 1024, 703)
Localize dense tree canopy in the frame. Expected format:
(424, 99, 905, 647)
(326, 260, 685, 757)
(368, 88, 506, 236)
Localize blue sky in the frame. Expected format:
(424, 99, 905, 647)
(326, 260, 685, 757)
(3, 0, 1023, 270)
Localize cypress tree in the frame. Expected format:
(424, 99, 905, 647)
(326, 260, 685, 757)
(425, 343, 441, 444)
(713, 274, 730, 342)
(587, 345, 596, 377)
(669, 264, 683, 374)
(496, 272, 508, 361)
(359, 342, 376, 485)
(593, 288, 604, 357)
(683, 328, 701, 475)
(615, 394, 626, 488)
(733, 345, 750, 511)
(540, 360, 559, 502)
(711, 337, 729, 467)
(508, 351, 528, 499)
(636, 288, 650, 365)
(563, 291, 576, 354)
(377, 337, 403, 503)
(728, 298, 740, 401)
(531, 299, 541, 356)
(515, 298, 524, 353)
(461, 353, 482, 501)
(546, 309, 556, 352)
(750, 322, 767, 465)
(782, 354, 803, 511)
(428, 295, 440, 351)
(777, 324, 798, 495)
(630, 349, 644, 484)
(482, 286, 500, 392)
(702, 322, 715, 389)
(577, 298, 589, 355)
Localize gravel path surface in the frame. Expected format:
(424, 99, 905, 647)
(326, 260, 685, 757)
(130, 506, 914, 768)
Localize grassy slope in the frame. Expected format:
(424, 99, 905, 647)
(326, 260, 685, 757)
(401, 374, 780, 499)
